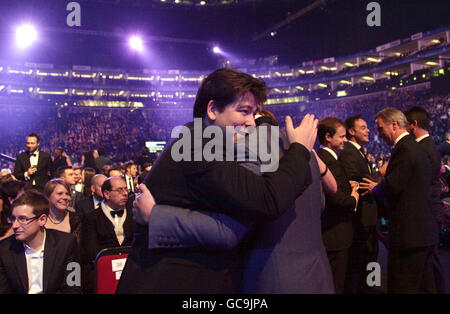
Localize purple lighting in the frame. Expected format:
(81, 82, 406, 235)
(212, 46, 221, 54)
(15, 24, 37, 49)
(129, 36, 144, 52)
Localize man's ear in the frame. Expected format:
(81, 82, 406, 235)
(206, 100, 217, 121)
(38, 215, 47, 227)
(325, 132, 332, 143)
(348, 127, 355, 137)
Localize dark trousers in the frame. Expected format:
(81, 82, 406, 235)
(388, 245, 437, 294)
(327, 249, 348, 294)
(344, 225, 378, 294)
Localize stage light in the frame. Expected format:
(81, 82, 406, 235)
(129, 36, 143, 52)
(15, 24, 37, 49)
(212, 46, 221, 54)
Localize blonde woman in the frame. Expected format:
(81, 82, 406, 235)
(44, 178, 83, 248)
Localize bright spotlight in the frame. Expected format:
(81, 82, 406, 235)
(15, 24, 37, 49)
(129, 36, 144, 52)
(213, 46, 222, 54)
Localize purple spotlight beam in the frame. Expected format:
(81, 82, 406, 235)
(213, 46, 221, 54)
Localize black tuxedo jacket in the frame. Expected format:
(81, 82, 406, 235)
(13, 150, 52, 192)
(374, 135, 439, 249)
(0, 229, 81, 294)
(82, 202, 135, 264)
(418, 136, 443, 224)
(318, 148, 355, 251)
(339, 142, 378, 227)
(117, 122, 313, 293)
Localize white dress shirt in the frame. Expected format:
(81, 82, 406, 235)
(416, 134, 429, 143)
(394, 132, 409, 147)
(23, 230, 46, 294)
(25, 150, 39, 185)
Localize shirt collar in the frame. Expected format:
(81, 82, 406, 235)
(394, 132, 409, 147)
(23, 229, 46, 254)
(348, 140, 361, 151)
(321, 146, 338, 160)
(415, 134, 429, 143)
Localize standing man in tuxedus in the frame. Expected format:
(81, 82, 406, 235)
(359, 108, 439, 293)
(404, 106, 445, 293)
(339, 115, 379, 293)
(317, 117, 359, 293)
(13, 133, 52, 193)
(116, 68, 318, 294)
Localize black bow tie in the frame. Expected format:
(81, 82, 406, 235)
(110, 209, 124, 218)
(29, 152, 37, 157)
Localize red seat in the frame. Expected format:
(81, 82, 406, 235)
(95, 246, 131, 294)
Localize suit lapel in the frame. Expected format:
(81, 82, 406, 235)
(347, 142, 372, 175)
(11, 239, 29, 293)
(99, 206, 120, 246)
(42, 229, 57, 293)
(22, 153, 31, 170)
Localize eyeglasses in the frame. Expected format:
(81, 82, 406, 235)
(7, 215, 40, 225)
(109, 187, 128, 194)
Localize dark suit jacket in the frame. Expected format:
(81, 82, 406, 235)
(13, 150, 52, 192)
(339, 142, 378, 227)
(373, 135, 439, 249)
(75, 195, 96, 216)
(117, 121, 313, 293)
(418, 136, 443, 224)
(82, 202, 135, 264)
(318, 148, 355, 251)
(0, 229, 81, 294)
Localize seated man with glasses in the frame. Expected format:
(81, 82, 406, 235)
(0, 190, 81, 294)
(81, 176, 134, 293)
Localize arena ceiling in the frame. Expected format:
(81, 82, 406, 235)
(0, 0, 448, 70)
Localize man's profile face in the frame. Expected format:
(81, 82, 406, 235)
(26, 136, 39, 153)
(352, 118, 370, 145)
(129, 165, 137, 177)
(61, 169, 76, 186)
(327, 125, 347, 153)
(376, 117, 395, 146)
(11, 205, 45, 243)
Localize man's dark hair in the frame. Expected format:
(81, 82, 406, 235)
(101, 176, 125, 195)
(11, 190, 49, 218)
(1, 180, 26, 200)
(55, 166, 72, 179)
(107, 164, 123, 177)
(318, 117, 346, 146)
(27, 133, 40, 143)
(193, 68, 269, 119)
(404, 106, 430, 130)
(125, 161, 136, 170)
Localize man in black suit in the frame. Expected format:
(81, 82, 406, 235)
(13, 133, 52, 193)
(75, 174, 107, 216)
(0, 190, 81, 294)
(404, 106, 445, 293)
(82, 176, 134, 266)
(117, 68, 318, 294)
(317, 117, 359, 293)
(339, 115, 379, 293)
(360, 108, 439, 293)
